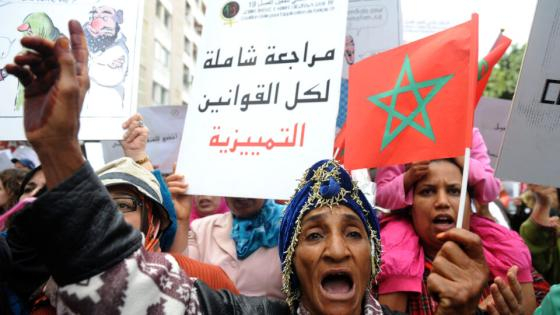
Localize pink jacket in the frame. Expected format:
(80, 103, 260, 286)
(185, 212, 284, 299)
(377, 214, 534, 294)
(375, 128, 500, 210)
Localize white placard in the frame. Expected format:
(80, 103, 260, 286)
(401, 0, 475, 43)
(343, 0, 402, 79)
(401, 0, 537, 59)
(473, 97, 512, 168)
(0, 0, 143, 140)
(84, 142, 106, 171)
(177, 0, 348, 199)
(496, 0, 560, 187)
(102, 105, 187, 174)
(0, 149, 13, 171)
(337, 0, 402, 130)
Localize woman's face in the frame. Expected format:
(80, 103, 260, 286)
(108, 184, 144, 231)
(194, 195, 221, 215)
(294, 206, 371, 315)
(411, 160, 471, 258)
(0, 180, 8, 208)
(226, 197, 265, 219)
(19, 169, 46, 201)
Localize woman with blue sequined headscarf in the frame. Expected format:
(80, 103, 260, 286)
(279, 159, 384, 314)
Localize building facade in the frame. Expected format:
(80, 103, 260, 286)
(137, 0, 205, 107)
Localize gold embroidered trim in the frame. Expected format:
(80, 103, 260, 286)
(281, 160, 382, 309)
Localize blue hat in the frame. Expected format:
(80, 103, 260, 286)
(278, 159, 382, 308)
(11, 158, 36, 170)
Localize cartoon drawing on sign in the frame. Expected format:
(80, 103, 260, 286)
(83, 5, 129, 110)
(0, 36, 16, 83)
(0, 36, 15, 60)
(14, 12, 62, 111)
(345, 35, 355, 66)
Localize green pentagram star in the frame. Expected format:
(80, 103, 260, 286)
(368, 54, 453, 151)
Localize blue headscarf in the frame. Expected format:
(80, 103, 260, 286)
(278, 159, 382, 308)
(231, 199, 283, 259)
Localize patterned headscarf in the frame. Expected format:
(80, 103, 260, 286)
(279, 159, 382, 308)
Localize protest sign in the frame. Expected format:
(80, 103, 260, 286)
(343, 0, 402, 79)
(401, 0, 474, 43)
(101, 105, 187, 174)
(84, 142, 106, 171)
(0, 0, 143, 140)
(473, 97, 511, 168)
(337, 0, 402, 129)
(177, 1, 348, 199)
(0, 149, 13, 171)
(496, 0, 560, 187)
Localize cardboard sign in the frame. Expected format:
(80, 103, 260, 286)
(0, 149, 13, 171)
(473, 97, 512, 168)
(101, 105, 187, 174)
(0, 0, 143, 140)
(496, 0, 560, 187)
(177, 0, 348, 199)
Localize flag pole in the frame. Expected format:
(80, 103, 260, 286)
(333, 147, 340, 159)
(456, 147, 471, 229)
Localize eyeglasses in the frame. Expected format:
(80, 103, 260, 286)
(113, 195, 144, 213)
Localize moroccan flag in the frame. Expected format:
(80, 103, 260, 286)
(344, 15, 479, 169)
(476, 33, 512, 104)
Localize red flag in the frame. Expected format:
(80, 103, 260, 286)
(475, 33, 512, 104)
(344, 15, 479, 170)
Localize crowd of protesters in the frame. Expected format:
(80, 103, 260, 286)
(0, 20, 558, 315)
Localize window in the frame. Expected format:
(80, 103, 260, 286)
(156, 0, 171, 29)
(154, 41, 170, 67)
(194, 19, 203, 36)
(192, 43, 198, 62)
(201, 3, 207, 15)
(184, 36, 191, 56)
(183, 65, 191, 89)
(185, 2, 191, 15)
(152, 82, 169, 105)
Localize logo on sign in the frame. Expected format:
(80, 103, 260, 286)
(222, 2, 240, 19)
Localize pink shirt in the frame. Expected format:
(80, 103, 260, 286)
(377, 215, 533, 294)
(375, 128, 501, 210)
(185, 212, 284, 299)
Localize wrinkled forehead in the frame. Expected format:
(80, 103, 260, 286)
(300, 205, 365, 230)
(91, 6, 116, 16)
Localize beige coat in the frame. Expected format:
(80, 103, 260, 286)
(185, 212, 285, 299)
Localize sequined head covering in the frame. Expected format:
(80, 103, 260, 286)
(278, 159, 382, 308)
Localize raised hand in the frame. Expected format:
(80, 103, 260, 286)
(5, 20, 89, 188)
(165, 164, 191, 223)
(403, 160, 430, 192)
(486, 266, 524, 315)
(121, 113, 149, 162)
(6, 20, 89, 145)
(427, 228, 489, 315)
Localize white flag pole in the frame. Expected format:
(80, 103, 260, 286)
(456, 147, 471, 229)
(333, 147, 341, 159)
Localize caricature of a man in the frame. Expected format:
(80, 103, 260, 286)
(83, 6, 129, 112)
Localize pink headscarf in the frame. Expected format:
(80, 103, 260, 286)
(190, 197, 230, 223)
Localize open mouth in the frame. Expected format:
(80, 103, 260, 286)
(320, 271, 355, 300)
(432, 214, 455, 232)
